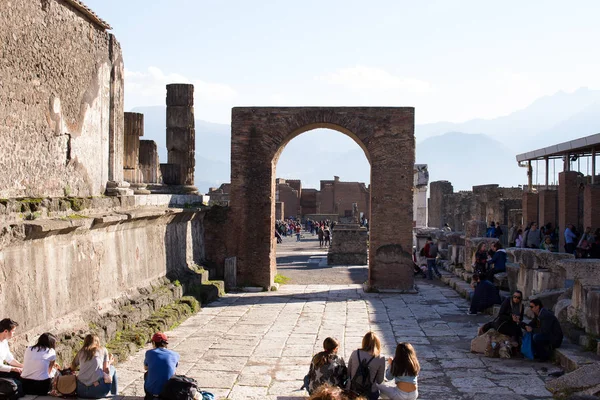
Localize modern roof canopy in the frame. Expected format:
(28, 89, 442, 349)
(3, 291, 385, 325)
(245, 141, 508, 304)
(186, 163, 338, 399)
(516, 133, 600, 163)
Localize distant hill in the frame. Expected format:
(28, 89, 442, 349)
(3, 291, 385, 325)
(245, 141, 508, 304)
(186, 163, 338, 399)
(130, 88, 600, 193)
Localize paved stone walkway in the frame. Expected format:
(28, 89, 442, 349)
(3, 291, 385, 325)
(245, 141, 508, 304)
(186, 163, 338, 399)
(23, 235, 558, 399)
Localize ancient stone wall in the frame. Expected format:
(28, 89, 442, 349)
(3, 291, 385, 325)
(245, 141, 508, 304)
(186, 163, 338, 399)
(428, 181, 523, 231)
(0, 208, 208, 333)
(0, 0, 124, 197)
(300, 189, 319, 215)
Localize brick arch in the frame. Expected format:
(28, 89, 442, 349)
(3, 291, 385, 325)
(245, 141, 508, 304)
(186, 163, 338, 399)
(229, 107, 415, 291)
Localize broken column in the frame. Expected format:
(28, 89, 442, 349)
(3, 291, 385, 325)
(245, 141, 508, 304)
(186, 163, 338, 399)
(122, 112, 150, 194)
(161, 84, 197, 194)
(139, 140, 161, 185)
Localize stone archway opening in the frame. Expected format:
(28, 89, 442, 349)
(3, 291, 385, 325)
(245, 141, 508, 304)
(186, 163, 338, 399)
(229, 107, 415, 291)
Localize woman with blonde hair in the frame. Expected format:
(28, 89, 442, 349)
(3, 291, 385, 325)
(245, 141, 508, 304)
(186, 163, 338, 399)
(377, 342, 420, 399)
(71, 334, 117, 398)
(346, 332, 385, 400)
(307, 337, 347, 394)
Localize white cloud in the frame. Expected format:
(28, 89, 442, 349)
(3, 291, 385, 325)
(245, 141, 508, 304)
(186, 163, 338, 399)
(124, 67, 238, 123)
(318, 66, 433, 93)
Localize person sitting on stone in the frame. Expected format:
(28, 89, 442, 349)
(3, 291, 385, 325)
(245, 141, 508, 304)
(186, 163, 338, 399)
(485, 222, 497, 238)
(144, 332, 180, 399)
(71, 334, 117, 399)
(540, 235, 556, 252)
(20, 332, 59, 395)
(376, 342, 420, 400)
(309, 383, 364, 400)
(485, 242, 506, 281)
(347, 332, 385, 400)
(473, 243, 489, 277)
(521, 298, 563, 361)
(307, 337, 347, 394)
(480, 290, 524, 341)
(0, 318, 24, 395)
(468, 273, 501, 315)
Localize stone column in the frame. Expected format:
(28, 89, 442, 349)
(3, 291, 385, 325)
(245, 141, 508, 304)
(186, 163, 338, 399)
(522, 192, 539, 227)
(538, 189, 558, 230)
(558, 171, 579, 251)
(164, 84, 197, 193)
(584, 184, 600, 231)
(123, 112, 150, 194)
(139, 140, 161, 184)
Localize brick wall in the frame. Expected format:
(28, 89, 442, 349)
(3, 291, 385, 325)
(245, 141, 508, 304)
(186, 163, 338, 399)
(230, 107, 415, 290)
(522, 192, 539, 227)
(558, 171, 579, 251)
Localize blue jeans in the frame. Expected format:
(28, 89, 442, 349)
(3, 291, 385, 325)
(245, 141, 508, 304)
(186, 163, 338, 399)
(427, 259, 440, 280)
(77, 366, 117, 398)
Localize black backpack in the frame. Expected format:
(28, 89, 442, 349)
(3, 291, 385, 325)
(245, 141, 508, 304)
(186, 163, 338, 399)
(0, 377, 22, 400)
(160, 375, 198, 400)
(350, 351, 374, 395)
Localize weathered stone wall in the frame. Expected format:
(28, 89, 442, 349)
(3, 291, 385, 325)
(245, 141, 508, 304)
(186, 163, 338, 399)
(328, 226, 368, 265)
(230, 107, 415, 290)
(0, 0, 124, 197)
(429, 181, 523, 231)
(0, 208, 207, 333)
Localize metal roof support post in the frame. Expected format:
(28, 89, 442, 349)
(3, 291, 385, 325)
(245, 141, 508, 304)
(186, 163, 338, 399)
(593, 147, 597, 185)
(545, 157, 549, 189)
(564, 153, 570, 172)
(528, 160, 533, 191)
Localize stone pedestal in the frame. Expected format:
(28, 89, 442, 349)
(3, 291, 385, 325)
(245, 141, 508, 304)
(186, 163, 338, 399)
(166, 84, 197, 192)
(328, 225, 368, 265)
(105, 180, 133, 196)
(139, 140, 161, 184)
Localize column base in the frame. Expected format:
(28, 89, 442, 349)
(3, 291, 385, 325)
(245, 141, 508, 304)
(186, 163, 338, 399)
(105, 181, 134, 196)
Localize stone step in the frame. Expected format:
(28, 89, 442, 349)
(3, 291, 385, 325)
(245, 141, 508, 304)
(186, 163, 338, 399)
(554, 342, 600, 372)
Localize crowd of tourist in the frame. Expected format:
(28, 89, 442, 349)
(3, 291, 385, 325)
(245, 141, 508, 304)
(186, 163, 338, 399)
(508, 222, 600, 258)
(275, 218, 334, 247)
(0, 318, 207, 399)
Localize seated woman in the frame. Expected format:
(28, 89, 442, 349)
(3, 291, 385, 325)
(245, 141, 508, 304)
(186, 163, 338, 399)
(540, 235, 556, 252)
(307, 337, 347, 394)
(347, 332, 385, 400)
(376, 342, 420, 400)
(20, 332, 58, 395)
(71, 334, 117, 398)
(485, 242, 506, 281)
(480, 290, 524, 340)
(473, 243, 488, 277)
(469, 274, 501, 315)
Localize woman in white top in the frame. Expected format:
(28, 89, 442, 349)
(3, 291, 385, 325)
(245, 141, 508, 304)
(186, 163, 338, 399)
(21, 332, 58, 395)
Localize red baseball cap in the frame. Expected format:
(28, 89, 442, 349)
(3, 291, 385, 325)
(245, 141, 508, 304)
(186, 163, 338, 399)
(151, 332, 168, 343)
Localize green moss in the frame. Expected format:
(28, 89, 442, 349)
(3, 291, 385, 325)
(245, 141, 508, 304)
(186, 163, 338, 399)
(173, 280, 181, 287)
(67, 197, 85, 212)
(274, 274, 290, 285)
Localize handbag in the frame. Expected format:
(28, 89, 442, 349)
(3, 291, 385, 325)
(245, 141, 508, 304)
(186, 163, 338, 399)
(521, 332, 534, 360)
(50, 369, 77, 398)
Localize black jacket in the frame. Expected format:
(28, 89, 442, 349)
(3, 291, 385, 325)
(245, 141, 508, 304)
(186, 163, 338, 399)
(497, 297, 524, 325)
(525, 308, 563, 348)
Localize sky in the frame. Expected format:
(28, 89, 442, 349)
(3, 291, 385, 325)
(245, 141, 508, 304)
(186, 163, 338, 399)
(86, 0, 600, 126)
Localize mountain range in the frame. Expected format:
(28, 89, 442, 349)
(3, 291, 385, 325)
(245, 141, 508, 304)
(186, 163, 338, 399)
(132, 87, 600, 193)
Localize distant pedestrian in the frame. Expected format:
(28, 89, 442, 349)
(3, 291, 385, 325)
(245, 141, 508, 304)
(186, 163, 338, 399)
(424, 237, 441, 280)
(564, 224, 577, 254)
(324, 228, 331, 247)
(524, 222, 543, 249)
(318, 225, 324, 248)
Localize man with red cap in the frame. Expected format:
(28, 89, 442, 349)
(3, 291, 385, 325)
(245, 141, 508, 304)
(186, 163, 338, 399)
(144, 332, 180, 399)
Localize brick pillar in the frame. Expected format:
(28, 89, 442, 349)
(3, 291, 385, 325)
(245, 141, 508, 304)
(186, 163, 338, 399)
(522, 192, 539, 227)
(164, 84, 197, 193)
(139, 140, 160, 184)
(428, 181, 453, 228)
(584, 184, 600, 231)
(538, 189, 558, 231)
(558, 171, 579, 251)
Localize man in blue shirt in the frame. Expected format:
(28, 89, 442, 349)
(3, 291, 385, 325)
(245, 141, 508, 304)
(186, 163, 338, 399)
(144, 332, 180, 399)
(564, 224, 578, 254)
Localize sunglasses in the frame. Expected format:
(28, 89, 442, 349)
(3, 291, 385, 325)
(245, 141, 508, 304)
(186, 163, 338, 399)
(529, 305, 535, 309)
(513, 296, 522, 299)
